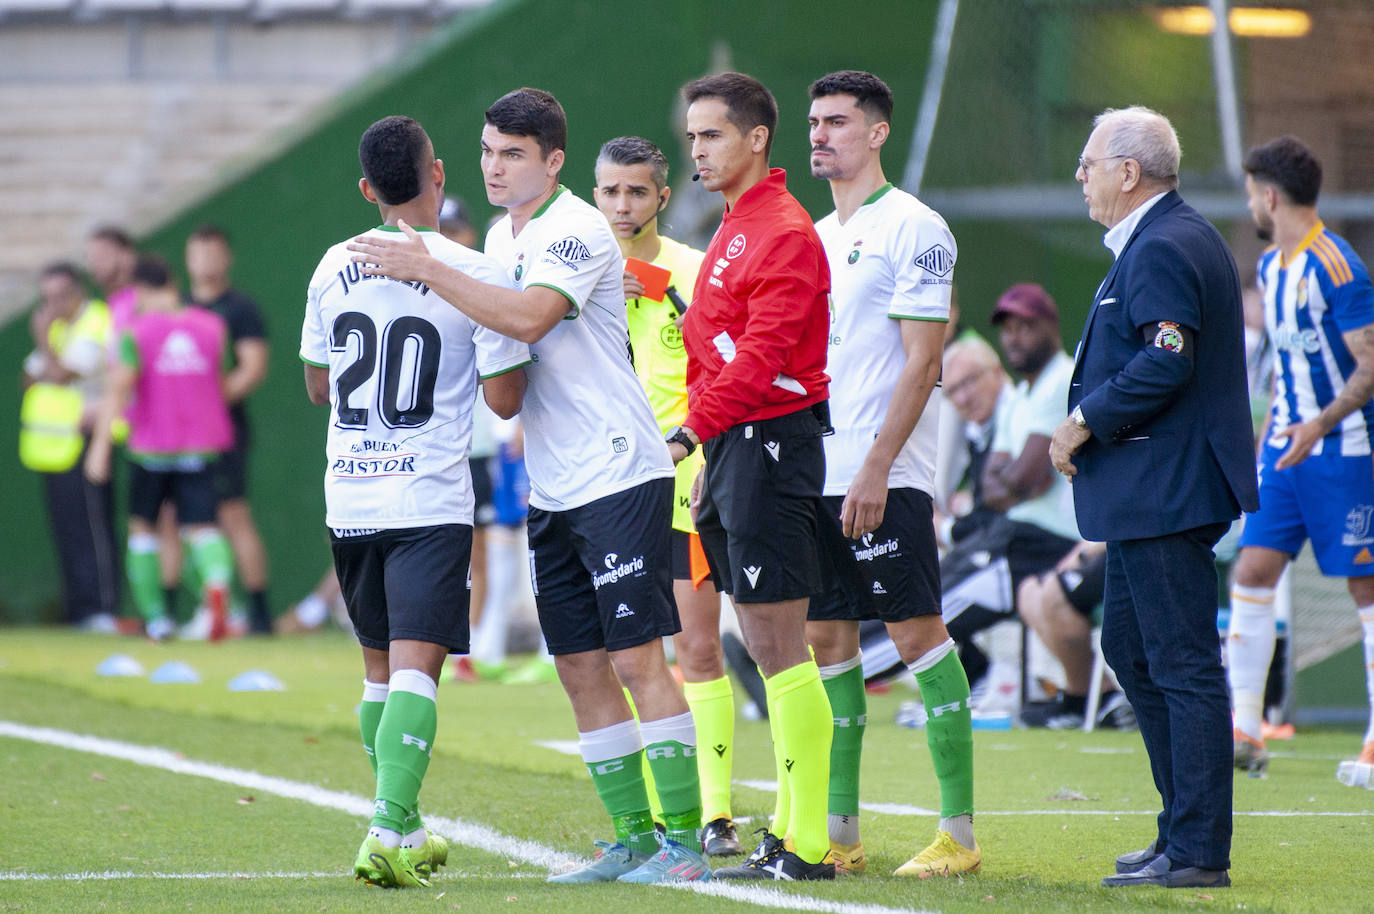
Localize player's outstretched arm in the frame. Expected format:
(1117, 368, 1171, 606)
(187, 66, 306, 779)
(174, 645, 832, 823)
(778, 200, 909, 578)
(347, 220, 566, 344)
(481, 368, 527, 420)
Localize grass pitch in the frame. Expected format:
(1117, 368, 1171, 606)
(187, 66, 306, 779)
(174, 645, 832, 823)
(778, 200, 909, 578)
(1, 628, 1371, 913)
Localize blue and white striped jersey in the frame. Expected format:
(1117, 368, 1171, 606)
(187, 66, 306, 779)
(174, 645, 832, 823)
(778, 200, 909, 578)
(1258, 222, 1374, 456)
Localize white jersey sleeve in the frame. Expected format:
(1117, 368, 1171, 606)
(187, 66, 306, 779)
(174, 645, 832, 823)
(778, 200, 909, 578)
(888, 206, 956, 320)
(518, 203, 611, 317)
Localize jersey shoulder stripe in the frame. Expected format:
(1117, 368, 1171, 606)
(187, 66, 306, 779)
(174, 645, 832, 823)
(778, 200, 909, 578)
(1311, 233, 1354, 286)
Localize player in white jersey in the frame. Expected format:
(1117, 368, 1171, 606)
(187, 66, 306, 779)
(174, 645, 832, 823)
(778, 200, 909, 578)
(805, 70, 978, 878)
(1229, 136, 1374, 778)
(301, 116, 530, 887)
(346, 89, 709, 884)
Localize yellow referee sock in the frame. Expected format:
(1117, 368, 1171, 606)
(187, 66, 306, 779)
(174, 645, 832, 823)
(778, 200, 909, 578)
(765, 660, 832, 864)
(683, 675, 735, 821)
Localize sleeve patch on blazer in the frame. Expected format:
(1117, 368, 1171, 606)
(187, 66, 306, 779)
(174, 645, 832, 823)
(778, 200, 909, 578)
(1153, 321, 1184, 353)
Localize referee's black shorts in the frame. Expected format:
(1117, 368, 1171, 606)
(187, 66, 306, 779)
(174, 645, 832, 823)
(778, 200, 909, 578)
(695, 403, 827, 604)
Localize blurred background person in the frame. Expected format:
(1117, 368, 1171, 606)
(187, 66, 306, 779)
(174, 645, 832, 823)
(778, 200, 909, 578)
(20, 261, 120, 630)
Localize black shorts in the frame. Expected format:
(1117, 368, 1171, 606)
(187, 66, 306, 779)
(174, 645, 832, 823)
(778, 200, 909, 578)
(212, 417, 250, 501)
(670, 530, 692, 582)
(1058, 550, 1107, 618)
(695, 405, 826, 603)
(330, 524, 473, 653)
(527, 477, 679, 655)
(129, 458, 219, 525)
(809, 488, 942, 623)
(471, 456, 496, 527)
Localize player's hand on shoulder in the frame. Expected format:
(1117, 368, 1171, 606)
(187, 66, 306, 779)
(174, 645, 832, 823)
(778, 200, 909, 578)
(348, 219, 433, 283)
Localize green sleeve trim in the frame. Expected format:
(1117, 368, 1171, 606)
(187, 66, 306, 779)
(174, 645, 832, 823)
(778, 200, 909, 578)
(479, 359, 533, 379)
(374, 224, 435, 233)
(888, 314, 950, 322)
(299, 355, 328, 368)
(527, 282, 580, 318)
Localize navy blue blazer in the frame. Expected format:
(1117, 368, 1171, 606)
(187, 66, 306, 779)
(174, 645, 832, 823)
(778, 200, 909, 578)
(1068, 191, 1260, 542)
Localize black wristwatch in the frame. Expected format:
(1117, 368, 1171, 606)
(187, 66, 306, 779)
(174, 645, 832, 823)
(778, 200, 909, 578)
(665, 425, 696, 457)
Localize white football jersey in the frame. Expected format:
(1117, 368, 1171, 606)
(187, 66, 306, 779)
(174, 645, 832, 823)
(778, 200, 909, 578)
(301, 227, 531, 529)
(816, 184, 953, 496)
(485, 187, 673, 511)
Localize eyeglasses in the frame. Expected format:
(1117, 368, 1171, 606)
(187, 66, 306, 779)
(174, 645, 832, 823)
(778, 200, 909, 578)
(1077, 154, 1129, 174)
(944, 367, 988, 399)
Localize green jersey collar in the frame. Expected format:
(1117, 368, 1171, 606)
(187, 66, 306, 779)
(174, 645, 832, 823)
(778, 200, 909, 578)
(529, 185, 567, 221)
(861, 182, 895, 207)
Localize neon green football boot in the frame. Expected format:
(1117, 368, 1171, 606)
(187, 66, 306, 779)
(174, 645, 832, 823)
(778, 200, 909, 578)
(354, 835, 429, 888)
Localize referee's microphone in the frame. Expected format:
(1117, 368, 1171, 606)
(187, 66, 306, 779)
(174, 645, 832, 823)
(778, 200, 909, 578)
(631, 197, 669, 236)
(691, 173, 701, 181)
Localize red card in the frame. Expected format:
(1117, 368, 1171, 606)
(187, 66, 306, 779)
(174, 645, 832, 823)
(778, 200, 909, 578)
(624, 257, 671, 302)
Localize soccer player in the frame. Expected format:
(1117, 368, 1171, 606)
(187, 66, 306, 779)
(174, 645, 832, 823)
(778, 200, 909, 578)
(83, 255, 236, 642)
(675, 71, 835, 881)
(592, 135, 741, 856)
(185, 225, 273, 634)
(348, 89, 710, 885)
(805, 69, 979, 878)
(1230, 135, 1374, 778)
(302, 115, 531, 887)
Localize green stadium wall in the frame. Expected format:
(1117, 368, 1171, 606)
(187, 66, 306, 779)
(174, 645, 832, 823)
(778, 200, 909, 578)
(5, 0, 1360, 714)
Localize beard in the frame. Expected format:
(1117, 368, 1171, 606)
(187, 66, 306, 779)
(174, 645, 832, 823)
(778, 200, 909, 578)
(1010, 340, 1056, 377)
(1253, 214, 1274, 243)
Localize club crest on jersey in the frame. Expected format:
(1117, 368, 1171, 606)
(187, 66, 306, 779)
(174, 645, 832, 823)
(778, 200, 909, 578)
(726, 234, 747, 259)
(1297, 276, 1308, 307)
(915, 243, 953, 277)
(544, 235, 592, 271)
(847, 248, 860, 265)
(1153, 321, 1185, 354)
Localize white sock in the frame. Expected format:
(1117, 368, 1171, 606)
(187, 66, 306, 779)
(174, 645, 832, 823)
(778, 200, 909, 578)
(939, 813, 975, 849)
(828, 813, 859, 846)
(401, 826, 428, 848)
(470, 576, 510, 665)
(1227, 584, 1277, 740)
(367, 826, 403, 848)
(1361, 606, 1374, 745)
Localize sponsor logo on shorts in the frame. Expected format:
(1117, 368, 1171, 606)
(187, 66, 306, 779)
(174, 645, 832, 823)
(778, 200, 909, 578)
(764, 441, 781, 461)
(853, 533, 899, 562)
(593, 554, 645, 589)
(1345, 505, 1374, 547)
(742, 565, 762, 588)
(615, 603, 635, 618)
(871, 580, 887, 595)
(331, 527, 381, 538)
(330, 454, 417, 477)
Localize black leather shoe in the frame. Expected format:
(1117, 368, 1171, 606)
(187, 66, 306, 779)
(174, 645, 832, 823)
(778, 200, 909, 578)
(1102, 854, 1230, 888)
(1114, 841, 1164, 874)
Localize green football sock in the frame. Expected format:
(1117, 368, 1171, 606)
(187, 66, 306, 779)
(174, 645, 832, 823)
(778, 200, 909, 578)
(766, 660, 833, 864)
(359, 681, 386, 777)
(187, 528, 233, 588)
(371, 671, 437, 835)
(126, 533, 163, 622)
(913, 643, 975, 819)
(642, 711, 703, 850)
(820, 659, 866, 821)
(682, 675, 735, 821)
(622, 687, 663, 825)
(579, 719, 658, 856)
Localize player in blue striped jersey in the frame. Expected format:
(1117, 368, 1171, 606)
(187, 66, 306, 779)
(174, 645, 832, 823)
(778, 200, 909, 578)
(1229, 136, 1374, 779)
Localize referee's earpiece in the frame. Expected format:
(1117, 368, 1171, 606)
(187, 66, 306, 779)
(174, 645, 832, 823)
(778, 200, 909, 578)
(657, 195, 667, 213)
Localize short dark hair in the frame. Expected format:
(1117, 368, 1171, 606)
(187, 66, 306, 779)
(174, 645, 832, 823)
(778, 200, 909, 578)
(188, 223, 230, 246)
(89, 225, 133, 249)
(41, 261, 83, 285)
(808, 70, 894, 124)
(358, 115, 432, 206)
(485, 88, 567, 159)
(131, 254, 173, 289)
(1243, 135, 1322, 207)
(596, 136, 669, 190)
(682, 72, 778, 158)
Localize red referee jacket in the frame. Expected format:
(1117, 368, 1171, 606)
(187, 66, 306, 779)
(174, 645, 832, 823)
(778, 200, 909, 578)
(682, 168, 830, 441)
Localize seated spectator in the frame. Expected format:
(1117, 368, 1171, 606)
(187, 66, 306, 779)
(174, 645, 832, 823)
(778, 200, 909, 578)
(934, 335, 1012, 548)
(1017, 542, 1135, 729)
(940, 284, 1080, 703)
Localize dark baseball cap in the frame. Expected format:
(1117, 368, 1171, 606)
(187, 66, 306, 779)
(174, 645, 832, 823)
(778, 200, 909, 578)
(991, 282, 1059, 324)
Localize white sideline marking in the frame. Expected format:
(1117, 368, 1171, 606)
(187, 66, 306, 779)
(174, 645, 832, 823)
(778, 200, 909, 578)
(534, 739, 580, 755)
(0, 870, 543, 881)
(734, 778, 1374, 817)
(0, 721, 940, 914)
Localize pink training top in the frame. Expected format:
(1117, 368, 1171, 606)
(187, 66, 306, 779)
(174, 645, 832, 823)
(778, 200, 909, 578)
(106, 285, 138, 361)
(123, 306, 234, 456)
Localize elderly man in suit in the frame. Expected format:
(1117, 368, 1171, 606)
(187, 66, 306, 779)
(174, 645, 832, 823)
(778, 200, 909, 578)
(1049, 106, 1258, 889)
